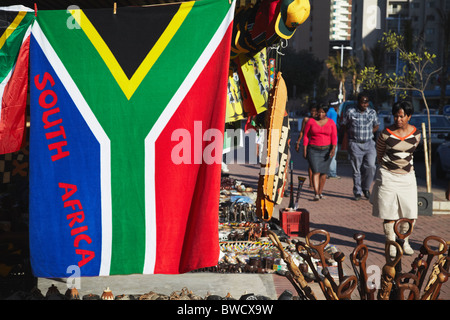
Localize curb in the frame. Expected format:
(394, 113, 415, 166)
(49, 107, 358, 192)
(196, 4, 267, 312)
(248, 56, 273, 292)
(434, 200, 450, 214)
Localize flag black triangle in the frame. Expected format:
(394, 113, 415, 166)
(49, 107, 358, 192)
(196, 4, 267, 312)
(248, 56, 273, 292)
(0, 11, 14, 27)
(83, 4, 181, 79)
(0, 10, 24, 36)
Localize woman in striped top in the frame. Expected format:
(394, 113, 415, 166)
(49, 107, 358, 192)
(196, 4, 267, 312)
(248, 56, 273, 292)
(371, 100, 421, 256)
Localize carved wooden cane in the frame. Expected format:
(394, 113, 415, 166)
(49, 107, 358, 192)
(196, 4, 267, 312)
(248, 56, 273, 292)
(377, 240, 402, 300)
(296, 241, 333, 300)
(306, 229, 340, 300)
(268, 231, 317, 300)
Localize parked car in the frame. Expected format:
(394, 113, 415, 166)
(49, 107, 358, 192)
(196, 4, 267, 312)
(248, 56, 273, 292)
(444, 105, 450, 117)
(436, 138, 450, 179)
(408, 114, 450, 154)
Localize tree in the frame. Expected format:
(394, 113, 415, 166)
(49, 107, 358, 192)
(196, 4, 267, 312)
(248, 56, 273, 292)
(326, 53, 347, 101)
(326, 52, 360, 101)
(360, 31, 442, 191)
(346, 55, 361, 97)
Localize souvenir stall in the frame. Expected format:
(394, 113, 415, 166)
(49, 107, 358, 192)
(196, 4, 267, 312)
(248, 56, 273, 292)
(208, 0, 312, 276)
(0, 0, 312, 298)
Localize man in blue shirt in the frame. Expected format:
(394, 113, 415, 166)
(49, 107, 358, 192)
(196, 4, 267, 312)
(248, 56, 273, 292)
(342, 92, 379, 200)
(326, 100, 340, 179)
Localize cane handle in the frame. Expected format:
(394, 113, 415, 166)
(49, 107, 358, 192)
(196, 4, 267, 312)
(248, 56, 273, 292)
(423, 236, 448, 256)
(352, 243, 368, 266)
(337, 275, 358, 300)
(393, 218, 414, 240)
(306, 229, 330, 251)
(385, 240, 403, 267)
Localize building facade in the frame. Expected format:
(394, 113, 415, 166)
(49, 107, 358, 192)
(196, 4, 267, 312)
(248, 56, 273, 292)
(330, 0, 352, 41)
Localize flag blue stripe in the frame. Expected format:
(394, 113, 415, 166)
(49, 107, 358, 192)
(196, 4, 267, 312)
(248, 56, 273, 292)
(29, 35, 102, 277)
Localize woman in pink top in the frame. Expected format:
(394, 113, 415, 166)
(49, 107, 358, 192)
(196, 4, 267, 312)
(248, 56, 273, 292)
(303, 104, 338, 200)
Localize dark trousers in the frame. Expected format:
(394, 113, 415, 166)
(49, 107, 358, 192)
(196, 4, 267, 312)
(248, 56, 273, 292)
(348, 140, 377, 195)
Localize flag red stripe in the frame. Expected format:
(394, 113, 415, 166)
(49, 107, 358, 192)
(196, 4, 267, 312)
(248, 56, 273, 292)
(154, 24, 232, 274)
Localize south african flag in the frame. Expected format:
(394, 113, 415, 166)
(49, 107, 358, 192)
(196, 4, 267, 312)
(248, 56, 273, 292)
(0, 6, 34, 154)
(29, 0, 235, 277)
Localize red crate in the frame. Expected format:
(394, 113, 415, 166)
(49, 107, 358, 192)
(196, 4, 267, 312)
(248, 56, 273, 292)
(279, 208, 310, 237)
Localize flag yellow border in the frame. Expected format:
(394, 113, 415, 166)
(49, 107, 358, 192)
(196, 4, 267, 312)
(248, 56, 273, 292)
(69, 2, 194, 100)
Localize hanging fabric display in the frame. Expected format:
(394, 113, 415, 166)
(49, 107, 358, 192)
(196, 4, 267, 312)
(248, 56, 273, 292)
(256, 71, 289, 221)
(226, 47, 270, 125)
(29, 0, 235, 277)
(238, 47, 270, 116)
(225, 0, 310, 124)
(230, 0, 310, 60)
(225, 61, 245, 123)
(0, 6, 34, 154)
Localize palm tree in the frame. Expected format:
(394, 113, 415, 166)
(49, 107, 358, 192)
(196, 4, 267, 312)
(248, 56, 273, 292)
(326, 53, 347, 101)
(346, 55, 360, 97)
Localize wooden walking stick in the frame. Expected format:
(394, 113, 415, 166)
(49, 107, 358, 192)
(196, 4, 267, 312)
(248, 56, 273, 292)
(306, 229, 340, 300)
(281, 270, 308, 300)
(422, 241, 450, 300)
(334, 251, 346, 285)
(268, 230, 317, 300)
(351, 243, 375, 300)
(351, 232, 376, 300)
(377, 240, 403, 300)
(393, 218, 414, 275)
(416, 236, 448, 292)
(296, 241, 334, 300)
(421, 256, 450, 300)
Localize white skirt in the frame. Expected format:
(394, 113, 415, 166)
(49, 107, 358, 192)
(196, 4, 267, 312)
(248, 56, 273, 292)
(370, 167, 418, 220)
